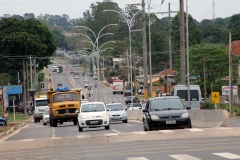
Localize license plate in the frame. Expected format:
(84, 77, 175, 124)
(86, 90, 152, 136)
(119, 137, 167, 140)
(166, 120, 176, 124)
(65, 113, 70, 116)
(90, 121, 98, 124)
(112, 118, 119, 120)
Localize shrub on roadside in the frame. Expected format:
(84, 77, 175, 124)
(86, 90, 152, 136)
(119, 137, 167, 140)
(235, 108, 240, 116)
(202, 101, 215, 110)
(218, 104, 229, 112)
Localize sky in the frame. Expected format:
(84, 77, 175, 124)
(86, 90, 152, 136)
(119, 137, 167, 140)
(0, 0, 239, 22)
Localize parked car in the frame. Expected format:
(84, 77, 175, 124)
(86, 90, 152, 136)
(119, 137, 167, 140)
(106, 103, 128, 123)
(42, 109, 49, 126)
(125, 96, 140, 105)
(124, 89, 133, 96)
(0, 116, 6, 126)
(128, 103, 142, 110)
(17, 102, 33, 114)
(143, 96, 192, 131)
(77, 102, 110, 132)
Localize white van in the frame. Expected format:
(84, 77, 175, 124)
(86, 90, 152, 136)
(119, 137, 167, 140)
(171, 85, 203, 109)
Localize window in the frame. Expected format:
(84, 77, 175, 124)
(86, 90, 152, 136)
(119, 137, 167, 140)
(53, 93, 78, 102)
(36, 100, 48, 106)
(150, 99, 184, 111)
(177, 90, 199, 101)
(81, 104, 105, 112)
(106, 104, 124, 111)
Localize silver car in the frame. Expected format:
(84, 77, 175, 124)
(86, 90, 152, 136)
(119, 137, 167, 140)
(106, 103, 128, 123)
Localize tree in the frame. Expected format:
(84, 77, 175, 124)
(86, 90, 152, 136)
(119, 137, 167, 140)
(172, 13, 202, 50)
(174, 43, 240, 95)
(229, 13, 240, 40)
(0, 73, 11, 85)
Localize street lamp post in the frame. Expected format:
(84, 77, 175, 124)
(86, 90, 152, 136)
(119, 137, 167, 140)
(75, 25, 117, 101)
(147, 0, 152, 98)
(103, 9, 142, 104)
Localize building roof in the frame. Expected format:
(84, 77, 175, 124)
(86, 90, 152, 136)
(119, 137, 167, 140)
(155, 68, 176, 77)
(228, 40, 240, 56)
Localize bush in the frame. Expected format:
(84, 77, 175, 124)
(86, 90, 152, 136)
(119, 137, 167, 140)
(218, 104, 229, 112)
(235, 108, 240, 116)
(202, 101, 215, 110)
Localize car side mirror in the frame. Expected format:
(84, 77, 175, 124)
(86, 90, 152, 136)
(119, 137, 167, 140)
(185, 106, 191, 110)
(125, 108, 127, 111)
(143, 109, 148, 112)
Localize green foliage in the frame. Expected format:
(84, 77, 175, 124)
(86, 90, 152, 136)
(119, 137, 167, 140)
(218, 104, 229, 112)
(38, 72, 45, 82)
(235, 108, 240, 116)
(0, 73, 11, 85)
(50, 27, 67, 49)
(174, 43, 240, 95)
(202, 101, 215, 110)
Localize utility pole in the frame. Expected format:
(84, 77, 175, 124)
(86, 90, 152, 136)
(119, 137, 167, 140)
(164, 67, 167, 93)
(142, 0, 149, 99)
(156, 3, 178, 69)
(127, 50, 130, 86)
(229, 32, 233, 115)
(203, 55, 206, 100)
(26, 60, 29, 102)
(23, 60, 27, 117)
(34, 57, 37, 91)
(30, 55, 33, 91)
(180, 0, 185, 84)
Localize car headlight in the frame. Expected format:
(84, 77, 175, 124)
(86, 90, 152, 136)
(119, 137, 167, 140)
(56, 111, 59, 114)
(151, 115, 159, 120)
(181, 113, 189, 118)
(81, 115, 87, 119)
(101, 113, 107, 118)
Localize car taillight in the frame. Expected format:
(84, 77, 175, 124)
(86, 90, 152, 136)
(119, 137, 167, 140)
(200, 102, 203, 109)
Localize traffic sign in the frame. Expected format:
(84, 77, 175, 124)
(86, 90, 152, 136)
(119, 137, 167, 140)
(211, 92, 220, 104)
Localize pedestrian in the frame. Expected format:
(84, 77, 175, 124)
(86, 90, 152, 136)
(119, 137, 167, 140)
(3, 111, 8, 126)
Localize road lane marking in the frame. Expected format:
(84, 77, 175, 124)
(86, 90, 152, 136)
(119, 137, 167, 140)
(212, 152, 240, 159)
(132, 131, 147, 135)
(104, 133, 119, 136)
(77, 135, 91, 138)
(112, 129, 121, 133)
(50, 137, 62, 140)
(159, 130, 175, 133)
(169, 154, 201, 160)
(52, 127, 55, 138)
(20, 139, 34, 142)
(215, 127, 232, 130)
(127, 157, 148, 160)
(1, 124, 29, 142)
(187, 128, 204, 132)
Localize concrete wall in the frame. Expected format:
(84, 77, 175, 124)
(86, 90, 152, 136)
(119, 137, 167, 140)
(126, 109, 231, 128)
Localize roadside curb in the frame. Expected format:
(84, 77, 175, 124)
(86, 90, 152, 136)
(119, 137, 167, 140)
(0, 116, 33, 138)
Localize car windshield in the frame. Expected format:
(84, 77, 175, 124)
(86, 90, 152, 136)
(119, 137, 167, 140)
(150, 99, 184, 111)
(133, 103, 141, 107)
(106, 104, 124, 111)
(81, 104, 105, 112)
(53, 93, 78, 102)
(36, 100, 48, 106)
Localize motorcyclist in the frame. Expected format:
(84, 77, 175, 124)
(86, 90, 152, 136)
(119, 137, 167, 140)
(82, 72, 85, 77)
(95, 82, 97, 88)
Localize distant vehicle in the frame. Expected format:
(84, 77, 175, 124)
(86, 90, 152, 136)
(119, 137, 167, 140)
(17, 102, 33, 114)
(124, 89, 132, 96)
(84, 78, 89, 83)
(57, 66, 63, 73)
(84, 82, 91, 90)
(74, 75, 80, 79)
(128, 103, 142, 110)
(77, 102, 110, 132)
(171, 85, 203, 109)
(70, 70, 74, 74)
(125, 96, 140, 105)
(72, 64, 79, 67)
(112, 79, 124, 94)
(106, 103, 128, 123)
(93, 75, 98, 80)
(42, 109, 49, 126)
(143, 96, 192, 131)
(57, 83, 63, 87)
(0, 116, 6, 126)
(52, 66, 58, 72)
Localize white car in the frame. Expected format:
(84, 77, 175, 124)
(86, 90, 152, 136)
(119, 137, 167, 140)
(84, 78, 89, 83)
(42, 109, 49, 126)
(106, 103, 128, 123)
(77, 102, 110, 132)
(74, 75, 79, 79)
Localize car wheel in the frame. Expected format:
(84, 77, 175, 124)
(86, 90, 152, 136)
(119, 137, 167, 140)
(147, 122, 153, 131)
(49, 118, 53, 127)
(43, 123, 47, 126)
(52, 119, 58, 127)
(34, 118, 37, 123)
(187, 122, 192, 128)
(73, 119, 78, 125)
(78, 123, 83, 132)
(37, 119, 40, 123)
(105, 125, 110, 130)
(123, 119, 128, 123)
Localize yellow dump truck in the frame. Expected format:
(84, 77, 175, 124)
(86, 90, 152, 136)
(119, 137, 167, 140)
(47, 87, 81, 127)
